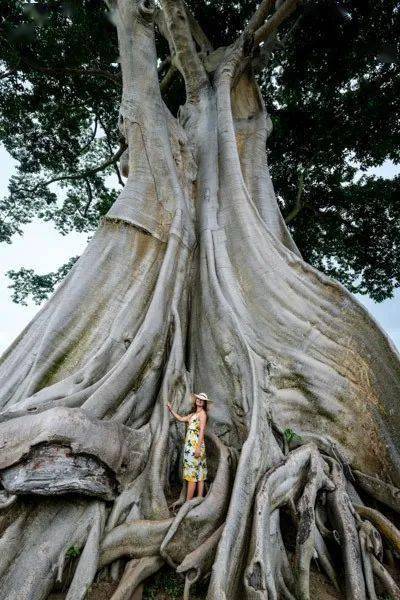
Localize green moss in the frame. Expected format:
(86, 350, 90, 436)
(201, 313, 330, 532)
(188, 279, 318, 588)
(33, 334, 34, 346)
(36, 295, 111, 390)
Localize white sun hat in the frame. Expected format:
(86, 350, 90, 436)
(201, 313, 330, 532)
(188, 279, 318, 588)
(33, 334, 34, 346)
(193, 392, 213, 403)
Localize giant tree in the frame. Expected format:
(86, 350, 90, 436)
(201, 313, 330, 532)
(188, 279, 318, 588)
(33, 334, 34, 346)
(1, 1, 400, 599)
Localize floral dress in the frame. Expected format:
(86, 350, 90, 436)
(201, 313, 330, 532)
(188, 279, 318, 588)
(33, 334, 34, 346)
(183, 413, 207, 482)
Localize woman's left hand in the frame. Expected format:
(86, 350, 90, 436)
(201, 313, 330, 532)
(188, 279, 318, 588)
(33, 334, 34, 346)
(194, 446, 201, 458)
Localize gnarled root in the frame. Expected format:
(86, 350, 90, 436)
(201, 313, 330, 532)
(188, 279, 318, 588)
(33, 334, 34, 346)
(371, 554, 400, 600)
(177, 525, 224, 600)
(100, 518, 174, 567)
(0, 498, 103, 600)
(353, 469, 400, 512)
(326, 459, 366, 599)
(65, 502, 106, 600)
(355, 503, 400, 554)
(244, 443, 334, 599)
(1, 430, 400, 600)
(110, 556, 164, 600)
(233, 442, 400, 600)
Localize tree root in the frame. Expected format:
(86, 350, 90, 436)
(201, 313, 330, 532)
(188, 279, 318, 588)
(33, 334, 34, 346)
(326, 459, 366, 599)
(353, 469, 400, 512)
(234, 442, 400, 600)
(1, 432, 400, 600)
(371, 554, 400, 600)
(110, 556, 164, 600)
(100, 518, 174, 567)
(355, 503, 400, 554)
(244, 444, 333, 599)
(0, 489, 16, 510)
(65, 502, 106, 600)
(358, 520, 381, 600)
(0, 499, 101, 600)
(177, 524, 224, 600)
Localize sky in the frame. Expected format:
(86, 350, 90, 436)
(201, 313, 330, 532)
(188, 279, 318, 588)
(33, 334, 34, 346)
(0, 145, 400, 355)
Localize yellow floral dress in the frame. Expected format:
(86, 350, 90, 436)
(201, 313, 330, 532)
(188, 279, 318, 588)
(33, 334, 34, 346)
(183, 413, 207, 482)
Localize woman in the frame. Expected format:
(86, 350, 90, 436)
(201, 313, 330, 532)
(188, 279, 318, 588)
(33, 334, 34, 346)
(167, 392, 211, 501)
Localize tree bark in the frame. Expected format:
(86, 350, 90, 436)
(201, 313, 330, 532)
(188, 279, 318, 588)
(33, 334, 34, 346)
(1, 1, 400, 598)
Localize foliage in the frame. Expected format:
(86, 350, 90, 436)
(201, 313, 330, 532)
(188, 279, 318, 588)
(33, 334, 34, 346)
(6, 255, 79, 305)
(0, 0, 121, 251)
(0, 0, 399, 303)
(65, 545, 81, 558)
(283, 427, 302, 444)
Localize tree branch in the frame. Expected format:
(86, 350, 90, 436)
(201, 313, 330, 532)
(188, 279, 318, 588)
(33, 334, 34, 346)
(219, 0, 300, 90)
(247, 0, 275, 33)
(78, 117, 99, 156)
(22, 60, 121, 87)
(26, 142, 127, 194)
(159, 0, 209, 102)
(160, 64, 178, 94)
(285, 168, 305, 224)
(0, 69, 16, 80)
(98, 115, 124, 186)
(185, 6, 213, 53)
(254, 0, 300, 45)
(83, 179, 94, 217)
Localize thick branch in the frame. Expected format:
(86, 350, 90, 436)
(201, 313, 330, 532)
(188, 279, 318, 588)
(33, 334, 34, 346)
(78, 117, 99, 156)
(160, 64, 178, 94)
(254, 0, 299, 45)
(247, 0, 275, 33)
(160, 0, 209, 102)
(185, 7, 213, 53)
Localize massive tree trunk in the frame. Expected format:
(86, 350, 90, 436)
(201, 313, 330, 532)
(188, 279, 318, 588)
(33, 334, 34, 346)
(1, 1, 400, 598)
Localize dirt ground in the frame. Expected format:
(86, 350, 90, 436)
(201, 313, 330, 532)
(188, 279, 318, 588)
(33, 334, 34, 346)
(48, 561, 398, 599)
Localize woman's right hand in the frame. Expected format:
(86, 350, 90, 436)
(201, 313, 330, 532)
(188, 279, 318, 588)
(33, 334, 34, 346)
(166, 402, 172, 413)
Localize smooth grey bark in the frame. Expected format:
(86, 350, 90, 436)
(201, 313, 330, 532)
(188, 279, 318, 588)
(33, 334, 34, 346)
(0, 0, 400, 598)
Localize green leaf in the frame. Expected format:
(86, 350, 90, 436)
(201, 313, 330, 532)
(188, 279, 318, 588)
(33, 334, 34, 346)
(283, 428, 302, 444)
(66, 545, 81, 558)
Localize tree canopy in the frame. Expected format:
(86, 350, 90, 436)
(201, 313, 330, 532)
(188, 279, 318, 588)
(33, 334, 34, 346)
(1, 0, 399, 303)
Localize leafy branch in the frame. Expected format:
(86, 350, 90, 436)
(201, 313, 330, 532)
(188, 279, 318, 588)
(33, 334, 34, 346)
(24, 142, 127, 195)
(7, 256, 80, 305)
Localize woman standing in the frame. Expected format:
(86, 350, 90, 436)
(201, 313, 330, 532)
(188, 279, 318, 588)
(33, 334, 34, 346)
(167, 392, 211, 501)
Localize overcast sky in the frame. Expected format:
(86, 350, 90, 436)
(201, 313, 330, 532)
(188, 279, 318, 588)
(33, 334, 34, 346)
(1, 145, 399, 355)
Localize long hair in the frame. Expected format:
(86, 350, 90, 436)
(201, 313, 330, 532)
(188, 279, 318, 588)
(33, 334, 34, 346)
(192, 394, 208, 413)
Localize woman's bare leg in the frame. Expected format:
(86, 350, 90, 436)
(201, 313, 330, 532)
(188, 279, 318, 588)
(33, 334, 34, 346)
(197, 480, 204, 497)
(186, 481, 196, 501)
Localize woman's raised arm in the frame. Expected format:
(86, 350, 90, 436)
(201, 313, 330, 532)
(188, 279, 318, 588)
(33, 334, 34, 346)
(167, 402, 192, 422)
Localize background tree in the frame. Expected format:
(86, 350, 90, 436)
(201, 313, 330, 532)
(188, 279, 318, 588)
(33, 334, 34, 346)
(1, 0, 399, 303)
(1, 1, 400, 600)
